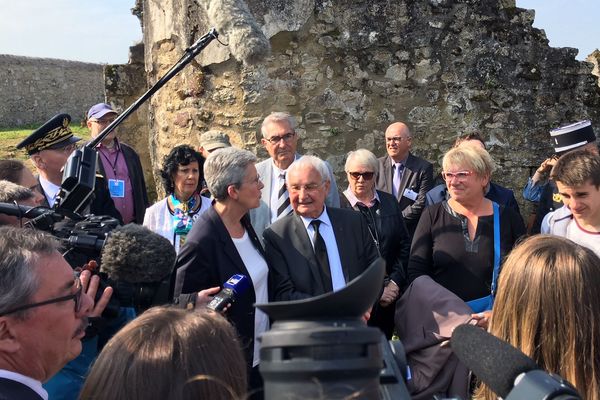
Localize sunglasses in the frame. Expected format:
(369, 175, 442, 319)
(0, 275, 82, 317)
(348, 171, 375, 180)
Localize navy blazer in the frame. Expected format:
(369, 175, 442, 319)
(0, 378, 44, 400)
(376, 153, 434, 234)
(177, 206, 266, 366)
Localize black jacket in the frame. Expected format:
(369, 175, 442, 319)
(339, 190, 411, 289)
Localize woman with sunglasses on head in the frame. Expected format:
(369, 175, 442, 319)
(408, 146, 525, 322)
(339, 149, 410, 339)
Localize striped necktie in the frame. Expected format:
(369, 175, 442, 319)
(276, 172, 292, 218)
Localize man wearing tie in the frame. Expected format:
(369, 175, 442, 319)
(264, 155, 379, 301)
(250, 112, 339, 239)
(376, 122, 434, 236)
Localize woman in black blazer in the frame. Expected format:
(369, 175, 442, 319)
(177, 147, 269, 398)
(339, 149, 411, 339)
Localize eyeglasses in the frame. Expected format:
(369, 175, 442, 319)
(288, 182, 324, 192)
(241, 175, 261, 186)
(0, 275, 82, 317)
(348, 171, 375, 180)
(442, 171, 474, 182)
(386, 136, 411, 143)
(264, 132, 295, 145)
(91, 118, 116, 125)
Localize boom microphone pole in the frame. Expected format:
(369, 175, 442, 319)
(57, 29, 219, 213)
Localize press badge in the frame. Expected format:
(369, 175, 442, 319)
(403, 188, 418, 201)
(108, 179, 125, 198)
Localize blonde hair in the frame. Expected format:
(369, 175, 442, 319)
(442, 145, 495, 178)
(474, 235, 600, 400)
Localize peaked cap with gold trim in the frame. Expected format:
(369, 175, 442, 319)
(16, 113, 81, 155)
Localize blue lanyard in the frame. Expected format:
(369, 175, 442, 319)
(490, 202, 501, 297)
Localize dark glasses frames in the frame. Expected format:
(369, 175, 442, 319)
(0, 275, 82, 317)
(348, 171, 375, 180)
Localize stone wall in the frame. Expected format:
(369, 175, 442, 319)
(0, 55, 104, 127)
(132, 0, 600, 207)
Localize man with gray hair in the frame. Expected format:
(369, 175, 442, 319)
(250, 112, 340, 239)
(0, 227, 112, 399)
(264, 155, 379, 301)
(0, 180, 40, 226)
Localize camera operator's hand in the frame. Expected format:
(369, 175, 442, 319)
(80, 269, 113, 318)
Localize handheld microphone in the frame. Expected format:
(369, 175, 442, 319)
(207, 274, 250, 311)
(199, 0, 271, 65)
(451, 324, 581, 399)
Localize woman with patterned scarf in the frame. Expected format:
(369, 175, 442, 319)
(143, 145, 211, 253)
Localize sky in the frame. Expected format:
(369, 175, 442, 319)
(0, 0, 597, 64)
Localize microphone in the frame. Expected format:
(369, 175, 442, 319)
(101, 224, 176, 284)
(200, 0, 271, 65)
(451, 324, 581, 399)
(0, 202, 64, 221)
(207, 274, 250, 311)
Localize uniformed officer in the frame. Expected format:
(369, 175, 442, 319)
(16, 113, 122, 222)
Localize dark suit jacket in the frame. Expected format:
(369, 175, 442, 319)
(177, 206, 266, 366)
(95, 141, 149, 224)
(376, 153, 434, 234)
(0, 378, 44, 400)
(38, 176, 123, 223)
(263, 207, 380, 302)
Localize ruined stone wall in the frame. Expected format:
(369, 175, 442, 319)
(137, 0, 600, 206)
(0, 55, 104, 127)
(587, 50, 600, 86)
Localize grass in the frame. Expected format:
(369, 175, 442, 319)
(0, 125, 91, 161)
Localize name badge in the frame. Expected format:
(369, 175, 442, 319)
(403, 188, 418, 201)
(108, 179, 125, 198)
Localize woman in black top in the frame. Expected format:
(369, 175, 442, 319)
(340, 149, 411, 338)
(408, 145, 525, 307)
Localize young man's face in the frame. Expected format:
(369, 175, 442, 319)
(556, 180, 600, 225)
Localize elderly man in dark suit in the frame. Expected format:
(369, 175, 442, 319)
(376, 122, 434, 236)
(264, 155, 379, 302)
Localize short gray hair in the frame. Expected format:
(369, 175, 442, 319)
(204, 147, 258, 201)
(344, 149, 378, 173)
(260, 112, 296, 138)
(0, 227, 61, 319)
(287, 155, 330, 184)
(0, 180, 35, 203)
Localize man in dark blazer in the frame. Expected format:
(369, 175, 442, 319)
(16, 113, 122, 222)
(264, 155, 379, 302)
(376, 122, 434, 235)
(87, 103, 149, 224)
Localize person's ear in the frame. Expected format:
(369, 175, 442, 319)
(260, 138, 269, 148)
(0, 318, 22, 354)
(30, 155, 44, 170)
(227, 184, 239, 200)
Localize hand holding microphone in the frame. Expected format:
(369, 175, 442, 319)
(206, 274, 250, 312)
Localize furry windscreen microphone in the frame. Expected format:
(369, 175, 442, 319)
(451, 324, 539, 398)
(200, 0, 270, 65)
(101, 224, 176, 283)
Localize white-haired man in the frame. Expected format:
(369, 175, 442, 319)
(250, 112, 339, 238)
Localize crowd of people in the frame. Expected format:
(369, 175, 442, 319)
(0, 106, 599, 399)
